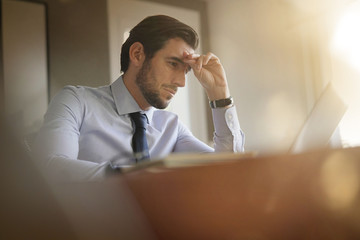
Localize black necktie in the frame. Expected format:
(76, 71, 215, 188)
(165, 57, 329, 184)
(129, 112, 150, 162)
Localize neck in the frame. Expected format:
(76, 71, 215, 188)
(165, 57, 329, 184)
(122, 71, 151, 111)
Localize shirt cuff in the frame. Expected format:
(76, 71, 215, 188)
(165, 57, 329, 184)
(212, 105, 241, 136)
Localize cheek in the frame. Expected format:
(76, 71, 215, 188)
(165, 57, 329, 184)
(151, 66, 169, 84)
(146, 69, 161, 90)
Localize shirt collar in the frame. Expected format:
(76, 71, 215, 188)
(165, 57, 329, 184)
(111, 75, 154, 124)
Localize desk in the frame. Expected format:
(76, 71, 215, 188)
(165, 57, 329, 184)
(3, 118, 360, 240)
(123, 147, 360, 240)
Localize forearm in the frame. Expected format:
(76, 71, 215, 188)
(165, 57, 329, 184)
(33, 128, 112, 182)
(32, 154, 110, 182)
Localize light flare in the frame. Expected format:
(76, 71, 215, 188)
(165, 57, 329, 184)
(332, 4, 360, 72)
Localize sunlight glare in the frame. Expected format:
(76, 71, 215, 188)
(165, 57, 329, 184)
(332, 5, 360, 71)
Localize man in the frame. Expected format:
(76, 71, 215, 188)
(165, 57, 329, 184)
(33, 15, 245, 181)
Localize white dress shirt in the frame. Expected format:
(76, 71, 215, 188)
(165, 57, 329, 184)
(33, 76, 244, 181)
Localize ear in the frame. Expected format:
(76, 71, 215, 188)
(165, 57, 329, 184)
(129, 42, 145, 67)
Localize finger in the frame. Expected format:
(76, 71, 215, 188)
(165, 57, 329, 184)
(183, 56, 196, 68)
(184, 52, 219, 71)
(183, 54, 202, 72)
(204, 52, 221, 66)
(183, 52, 200, 62)
(197, 55, 206, 71)
(202, 52, 213, 65)
(189, 53, 201, 59)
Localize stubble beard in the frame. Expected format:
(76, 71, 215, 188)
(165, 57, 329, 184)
(135, 59, 170, 109)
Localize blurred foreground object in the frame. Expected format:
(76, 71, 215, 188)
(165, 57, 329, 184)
(123, 147, 360, 240)
(0, 118, 75, 239)
(2, 114, 360, 239)
(0, 118, 156, 239)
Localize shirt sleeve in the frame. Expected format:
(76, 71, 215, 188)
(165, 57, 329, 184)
(173, 105, 245, 153)
(173, 121, 214, 153)
(32, 86, 108, 182)
(212, 105, 245, 152)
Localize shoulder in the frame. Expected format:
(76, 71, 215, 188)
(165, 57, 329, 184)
(54, 84, 111, 102)
(55, 85, 86, 99)
(60, 84, 106, 95)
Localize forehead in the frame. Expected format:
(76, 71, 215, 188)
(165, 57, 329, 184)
(156, 38, 195, 57)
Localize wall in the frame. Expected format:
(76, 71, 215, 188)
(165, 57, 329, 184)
(1, 0, 110, 136)
(2, 0, 48, 134)
(206, 0, 309, 154)
(44, 0, 110, 98)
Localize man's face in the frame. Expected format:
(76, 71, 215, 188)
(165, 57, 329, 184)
(135, 38, 194, 109)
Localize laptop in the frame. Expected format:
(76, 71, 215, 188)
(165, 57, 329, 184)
(290, 82, 347, 153)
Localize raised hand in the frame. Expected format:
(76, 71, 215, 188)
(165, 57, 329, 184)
(183, 51, 230, 101)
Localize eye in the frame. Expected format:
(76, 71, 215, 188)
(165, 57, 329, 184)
(168, 61, 178, 68)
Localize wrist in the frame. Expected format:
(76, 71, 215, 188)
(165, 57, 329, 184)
(209, 96, 234, 109)
(206, 87, 230, 101)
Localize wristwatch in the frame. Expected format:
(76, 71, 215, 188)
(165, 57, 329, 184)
(209, 96, 233, 109)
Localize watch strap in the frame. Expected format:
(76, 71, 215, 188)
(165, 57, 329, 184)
(209, 97, 233, 108)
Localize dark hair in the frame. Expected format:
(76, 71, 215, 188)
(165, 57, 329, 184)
(120, 15, 199, 73)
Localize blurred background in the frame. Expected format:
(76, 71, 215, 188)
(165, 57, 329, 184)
(1, 0, 360, 155)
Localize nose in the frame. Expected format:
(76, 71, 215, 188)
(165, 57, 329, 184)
(172, 72, 186, 88)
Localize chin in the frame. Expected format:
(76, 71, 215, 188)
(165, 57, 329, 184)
(161, 102, 171, 109)
(150, 100, 170, 109)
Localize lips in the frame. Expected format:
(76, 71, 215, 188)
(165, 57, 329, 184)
(165, 88, 176, 96)
(163, 86, 177, 96)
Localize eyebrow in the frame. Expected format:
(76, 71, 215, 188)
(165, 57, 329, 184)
(166, 57, 192, 72)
